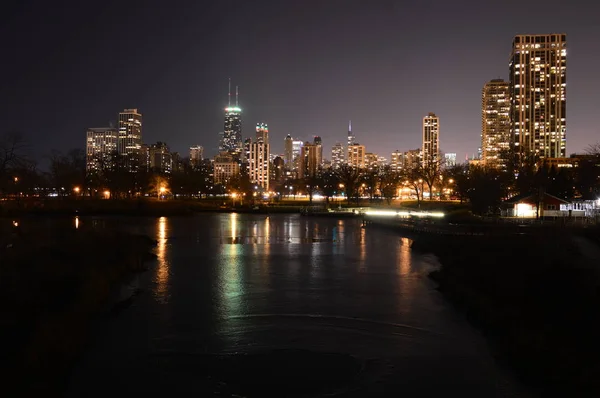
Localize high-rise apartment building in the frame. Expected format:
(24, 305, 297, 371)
(284, 135, 293, 166)
(118, 109, 142, 170)
(331, 142, 345, 169)
(213, 152, 240, 185)
(86, 127, 118, 172)
(509, 34, 567, 158)
(422, 113, 440, 165)
(482, 80, 511, 166)
(249, 139, 270, 190)
(348, 144, 366, 169)
(403, 149, 421, 170)
(313, 136, 323, 165)
(365, 153, 378, 171)
(189, 145, 204, 168)
(149, 142, 172, 173)
(390, 150, 404, 173)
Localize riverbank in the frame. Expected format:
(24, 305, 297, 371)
(0, 222, 156, 396)
(404, 225, 600, 395)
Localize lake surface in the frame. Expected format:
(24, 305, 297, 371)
(64, 213, 527, 397)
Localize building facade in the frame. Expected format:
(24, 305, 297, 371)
(118, 108, 142, 170)
(348, 144, 366, 169)
(403, 149, 421, 170)
(284, 134, 293, 166)
(149, 142, 172, 173)
(347, 120, 355, 162)
(86, 127, 118, 172)
(249, 140, 270, 190)
(189, 145, 204, 168)
(222, 106, 242, 154)
(422, 112, 439, 165)
(482, 79, 510, 166)
(331, 142, 345, 169)
(390, 150, 404, 173)
(213, 152, 240, 185)
(256, 122, 269, 144)
(509, 34, 567, 158)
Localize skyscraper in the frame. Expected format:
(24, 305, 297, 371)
(331, 142, 345, 169)
(149, 142, 172, 174)
(221, 81, 242, 154)
(422, 113, 439, 165)
(348, 144, 366, 169)
(256, 123, 269, 144)
(390, 150, 404, 173)
(189, 145, 204, 168)
(313, 136, 323, 166)
(249, 139, 270, 190)
(284, 135, 293, 166)
(86, 127, 118, 172)
(299, 142, 322, 178)
(346, 120, 355, 162)
(509, 34, 567, 158)
(482, 79, 511, 166)
(118, 108, 142, 171)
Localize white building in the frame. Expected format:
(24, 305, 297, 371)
(422, 112, 439, 165)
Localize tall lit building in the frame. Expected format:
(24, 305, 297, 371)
(509, 34, 567, 158)
(403, 149, 421, 170)
(348, 144, 366, 169)
(299, 142, 322, 178)
(189, 145, 204, 168)
(390, 150, 404, 173)
(444, 153, 457, 167)
(284, 135, 293, 166)
(292, 139, 303, 170)
(256, 123, 269, 144)
(365, 153, 378, 171)
(481, 79, 510, 166)
(221, 82, 242, 154)
(422, 113, 439, 165)
(346, 120, 355, 162)
(118, 108, 142, 170)
(313, 136, 323, 166)
(331, 142, 345, 169)
(249, 138, 270, 190)
(86, 127, 118, 172)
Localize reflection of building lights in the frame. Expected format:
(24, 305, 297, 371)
(230, 212, 237, 240)
(74, 216, 79, 229)
(155, 217, 169, 302)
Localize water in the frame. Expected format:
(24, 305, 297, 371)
(63, 214, 527, 397)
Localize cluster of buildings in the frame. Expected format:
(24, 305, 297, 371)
(85, 33, 580, 196)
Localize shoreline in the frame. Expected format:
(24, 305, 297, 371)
(366, 218, 600, 395)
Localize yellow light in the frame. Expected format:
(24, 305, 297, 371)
(73, 186, 80, 193)
(12, 220, 19, 227)
(13, 177, 18, 183)
(231, 192, 237, 198)
(159, 186, 166, 194)
(103, 190, 110, 199)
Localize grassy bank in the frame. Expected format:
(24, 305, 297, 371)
(409, 226, 600, 395)
(0, 223, 156, 396)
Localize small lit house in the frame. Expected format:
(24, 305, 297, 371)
(502, 192, 570, 218)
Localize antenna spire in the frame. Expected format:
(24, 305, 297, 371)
(228, 78, 231, 107)
(235, 85, 239, 107)
(349, 120, 352, 132)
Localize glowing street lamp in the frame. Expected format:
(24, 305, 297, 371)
(103, 190, 110, 199)
(73, 186, 80, 194)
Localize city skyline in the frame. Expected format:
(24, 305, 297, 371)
(2, 1, 599, 161)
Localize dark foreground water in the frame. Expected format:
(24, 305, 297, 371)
(64, 214, 527, 397)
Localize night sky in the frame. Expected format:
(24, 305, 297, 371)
(2, 0, 599, 163)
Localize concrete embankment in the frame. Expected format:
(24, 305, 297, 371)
(366, 217, 600, 396)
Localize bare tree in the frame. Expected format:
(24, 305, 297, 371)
(418, 157, 444, 200)
(0, 132, 29, 175)
(379, 165, 400, 205)
(585, 142, 600, 156)
(403, 166, 424, 206)
(336, 164, 360, 205)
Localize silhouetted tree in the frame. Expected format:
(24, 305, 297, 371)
(379, 165, 399, 205)
(336, 164, 360, 205)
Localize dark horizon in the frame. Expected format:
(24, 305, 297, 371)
(1, 0, 599, 162)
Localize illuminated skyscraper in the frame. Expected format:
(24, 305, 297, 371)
(299, 142, 322, 178)
(346, 120, 355, 162)
(86, 127, 118, 172)
(284, 135, 293, 166)
(509, 34, 566, 158)
(390, 150, 404, 173)
(348, 144, 365, 169)
(256, 122, 269, 144)
(481, 79, 510, 167)
(189, 145, 204, 168)
(313, 136, 323, 166)
(331, 142, 345, 169)
(118, 108, 143, 171)
(422, 113, 439, 165)
(221, 81, 242, 154)
(249, 139, 270, 190)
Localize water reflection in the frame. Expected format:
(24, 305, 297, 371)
(358, 226, 367, 271)
(398, 237, 412, 275)
(74, 216, 80, 229)
(154, 216, 170, 303)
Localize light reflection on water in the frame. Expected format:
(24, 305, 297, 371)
(154, 216, 170, 303)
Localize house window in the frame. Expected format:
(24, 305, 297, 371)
(547, 204, 556, 210)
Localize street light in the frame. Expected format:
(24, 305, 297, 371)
(73, 186, 80, 194)
(159, 186, 166, 199)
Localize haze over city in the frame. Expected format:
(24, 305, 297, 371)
(2, 0, 600, 161)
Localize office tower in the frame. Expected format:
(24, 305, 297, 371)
(347, 120, 355, 161)
(422, 113, 440, 165)
(284, 135, 293, 166)
(221, 81, 242, 153)
(348, 144, 366, 169)
(331, 142, 345, 169)
(272, 156, 285, 183)
(509, 34, 567, 158)
(482, 80, 510, 166)
(256, 123, 269, 144)
(249, 139, 270, 190)
(149, 142, 172, 173)
(444, 153, 457, 167)
(189, 145, 204, 168)
(118, 108, 142, 170)
(299, 142, 322, 178)
(213, 152, 240, 185)
(292, 139, 303, 169)
(140, 144, 150, 171)
(86, 127, 118, 172)
(365, 153, 378, 170)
